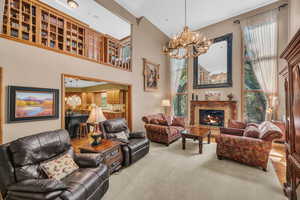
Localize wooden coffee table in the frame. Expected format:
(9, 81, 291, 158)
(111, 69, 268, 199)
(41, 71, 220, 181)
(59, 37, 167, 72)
(80, 139, 123, 174)
(181, 127, 211, 154)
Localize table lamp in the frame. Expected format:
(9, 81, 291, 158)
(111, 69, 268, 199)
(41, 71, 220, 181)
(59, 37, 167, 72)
(87, 105, 107, 146)
(161, 99, 171, 115)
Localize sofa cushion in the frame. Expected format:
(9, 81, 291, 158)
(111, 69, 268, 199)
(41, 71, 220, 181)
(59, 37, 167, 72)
(228, 120, 247, 129)
(258, 121, 282, 141)
(60, 165, 108, 200)
(244, 126, 260, 138)
(41, 154, 79, 180)
(150, 118, 160, 125)
(171, 117, 185, 127)
(142, 113, 164, 124)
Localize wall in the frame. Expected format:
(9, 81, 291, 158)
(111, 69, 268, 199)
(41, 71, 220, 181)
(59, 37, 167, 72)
(289, 0, 300, 39)
(187, 1, 288, 122)
(0, 0, 170, 143)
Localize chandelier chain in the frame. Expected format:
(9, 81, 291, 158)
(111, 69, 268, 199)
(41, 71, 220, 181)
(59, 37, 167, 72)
(185, 0, 187, 27)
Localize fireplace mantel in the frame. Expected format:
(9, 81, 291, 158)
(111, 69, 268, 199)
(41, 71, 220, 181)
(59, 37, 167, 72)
(190, 100, 237, 126)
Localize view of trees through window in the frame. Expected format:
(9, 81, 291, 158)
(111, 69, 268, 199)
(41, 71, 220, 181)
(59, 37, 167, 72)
(171, 58, 188, 117)
(244, 51, 267, 123)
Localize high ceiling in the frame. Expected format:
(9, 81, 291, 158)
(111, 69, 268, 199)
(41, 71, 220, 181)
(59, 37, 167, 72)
(115, 0, 278, 37)
(40, 0, 131, 39)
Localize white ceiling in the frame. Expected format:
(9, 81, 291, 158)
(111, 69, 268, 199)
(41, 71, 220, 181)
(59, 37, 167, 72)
(115, 0, 278, 37)
(40, 0, 131, 39)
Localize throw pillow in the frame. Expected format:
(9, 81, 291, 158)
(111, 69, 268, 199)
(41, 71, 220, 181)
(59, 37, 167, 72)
(40, 154, 79, 180)
(228, 120, 247, 129)
(115, 131, 129, 141)
(171, 117, 185, 127)
(243, 126, 260, 138)
(247, 123, 259, 128)
(150, 118, 160, 125)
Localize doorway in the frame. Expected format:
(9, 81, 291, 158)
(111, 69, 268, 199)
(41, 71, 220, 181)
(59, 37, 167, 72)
(61, 74, 132, 139)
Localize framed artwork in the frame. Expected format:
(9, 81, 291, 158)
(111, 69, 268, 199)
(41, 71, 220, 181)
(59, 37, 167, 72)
(7, 86, 59, 123)
(143, 58, 160, 92)
(193, 33, 233, 89)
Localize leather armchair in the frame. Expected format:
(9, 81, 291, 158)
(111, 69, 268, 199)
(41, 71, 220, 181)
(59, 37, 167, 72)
(100, 118, 150, 167)
(0, 129, 109, 200)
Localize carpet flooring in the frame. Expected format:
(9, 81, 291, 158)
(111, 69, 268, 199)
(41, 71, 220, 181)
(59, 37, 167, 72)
(103, 139, 287, 200)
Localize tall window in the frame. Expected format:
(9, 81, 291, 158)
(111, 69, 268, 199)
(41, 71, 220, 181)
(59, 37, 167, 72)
(242, 11, 278, 122)
(171, 58, 188, 117)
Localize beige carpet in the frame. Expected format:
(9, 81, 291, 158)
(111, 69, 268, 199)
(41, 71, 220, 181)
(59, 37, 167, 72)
(103, 139, 286, 200)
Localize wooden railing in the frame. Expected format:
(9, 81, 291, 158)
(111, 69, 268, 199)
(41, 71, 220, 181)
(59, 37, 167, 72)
(1, 0, 132, 71)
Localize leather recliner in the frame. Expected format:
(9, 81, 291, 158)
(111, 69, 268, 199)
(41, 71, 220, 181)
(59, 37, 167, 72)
(100, 118, 150, 167)
(0, 129, 109, 200)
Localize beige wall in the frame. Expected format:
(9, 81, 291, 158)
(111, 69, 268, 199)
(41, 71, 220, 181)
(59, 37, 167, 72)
(0, 1, 170, 143)
(289, 0, 300, 39)
(188, 1, 288, 122)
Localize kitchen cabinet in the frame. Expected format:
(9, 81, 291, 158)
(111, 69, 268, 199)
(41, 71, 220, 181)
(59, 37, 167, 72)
(107, 90, 124, 104)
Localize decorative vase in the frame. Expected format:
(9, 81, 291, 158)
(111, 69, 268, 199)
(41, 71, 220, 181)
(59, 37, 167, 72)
(91, 133, 102, 146)
(227, 93, 234, 101)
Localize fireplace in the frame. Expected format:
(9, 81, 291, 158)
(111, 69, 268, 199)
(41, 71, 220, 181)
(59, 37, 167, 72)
(199, 110, 225, 127)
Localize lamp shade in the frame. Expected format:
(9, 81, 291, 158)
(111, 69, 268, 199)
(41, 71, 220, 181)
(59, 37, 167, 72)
(161, 99, 171, 107)
(87, 106, 106, 123)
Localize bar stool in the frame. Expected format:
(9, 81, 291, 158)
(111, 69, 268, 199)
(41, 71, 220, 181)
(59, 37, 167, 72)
(77, 122, 88, 138)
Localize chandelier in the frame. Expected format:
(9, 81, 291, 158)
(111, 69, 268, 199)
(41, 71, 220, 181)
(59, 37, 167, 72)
(163, 0, 212, 59)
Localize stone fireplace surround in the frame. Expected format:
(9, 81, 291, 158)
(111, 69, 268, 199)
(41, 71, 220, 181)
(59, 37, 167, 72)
(190, 101, 237, 128)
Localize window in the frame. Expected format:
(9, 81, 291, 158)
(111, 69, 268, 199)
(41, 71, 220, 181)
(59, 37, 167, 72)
(171, 58, 188, 117)
(242, 19, 277, 123)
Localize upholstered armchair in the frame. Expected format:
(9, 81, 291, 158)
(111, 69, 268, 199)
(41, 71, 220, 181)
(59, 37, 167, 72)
(216, 121, 282, 171)
(142, 113, 185, 146)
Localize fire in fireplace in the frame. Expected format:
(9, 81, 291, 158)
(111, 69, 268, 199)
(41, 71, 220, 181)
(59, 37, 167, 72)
(199, 110, 224, 127)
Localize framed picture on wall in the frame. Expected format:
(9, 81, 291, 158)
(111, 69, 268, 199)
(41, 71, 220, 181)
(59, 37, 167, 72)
(143, 58, 160, 92)
(193, 33, 233, 89)
(7, 86, 59, 123)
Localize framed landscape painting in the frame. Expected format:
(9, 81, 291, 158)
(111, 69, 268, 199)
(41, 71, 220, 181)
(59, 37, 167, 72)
(193, 33, 233, 89)
(143, 58, 160, 92)
(7, 86, 59, 122)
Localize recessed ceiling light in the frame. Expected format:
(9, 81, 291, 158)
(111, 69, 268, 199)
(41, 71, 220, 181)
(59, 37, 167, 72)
(67, 0, 79, 8)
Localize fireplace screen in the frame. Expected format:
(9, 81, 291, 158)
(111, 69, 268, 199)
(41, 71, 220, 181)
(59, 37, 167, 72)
(199, 110, 224, 127)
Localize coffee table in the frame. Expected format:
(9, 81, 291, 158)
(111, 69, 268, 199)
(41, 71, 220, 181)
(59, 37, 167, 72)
(180, 127, 211, 154)
(80, 139, 123, 174)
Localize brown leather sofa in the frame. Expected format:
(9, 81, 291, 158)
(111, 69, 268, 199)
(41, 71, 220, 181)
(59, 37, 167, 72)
(0, 129, 109, 200)
(216, 121, 282, 171)
(100, 118, 150, 167)
(142, 113, 185, 146)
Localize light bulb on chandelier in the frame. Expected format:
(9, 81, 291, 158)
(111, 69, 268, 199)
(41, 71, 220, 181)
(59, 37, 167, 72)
(163, 0, 212, 59)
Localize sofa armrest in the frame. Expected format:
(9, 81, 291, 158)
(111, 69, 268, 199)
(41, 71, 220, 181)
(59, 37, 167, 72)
(7, 179, 67, 193)
(215, 134, 271, 150)
(74, 153, 104, 168)
(129, 132, 146, 139)
(220, 127, 244, 136)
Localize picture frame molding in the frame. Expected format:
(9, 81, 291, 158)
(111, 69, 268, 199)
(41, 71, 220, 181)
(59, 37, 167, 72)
(7, 86, 59, 123)
(193, 33, 233, 89)
(143, 58, 160, 92)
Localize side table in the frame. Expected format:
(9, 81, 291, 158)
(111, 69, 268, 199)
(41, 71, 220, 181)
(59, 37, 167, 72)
(80, 139, 123, 174)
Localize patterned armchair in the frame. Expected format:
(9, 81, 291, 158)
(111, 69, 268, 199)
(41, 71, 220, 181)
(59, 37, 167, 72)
(216, 121, 282, 171)
(142, 113, 185, 146)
